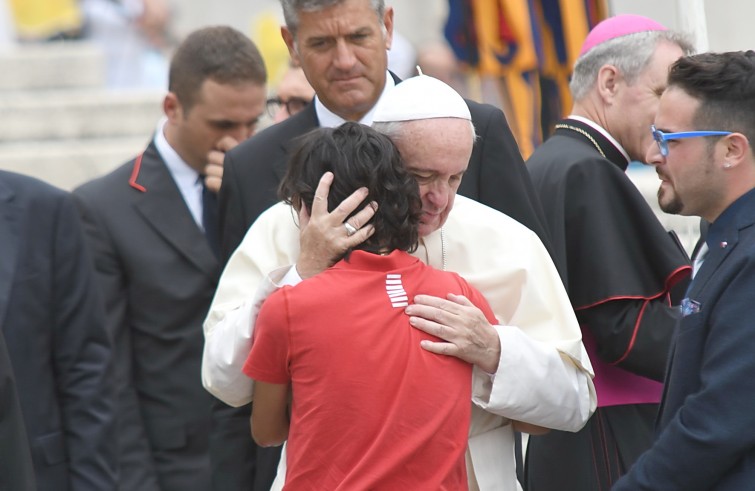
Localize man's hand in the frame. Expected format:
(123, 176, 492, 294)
(203, 135, 239, 193)
(405, 293, 501, 374)
(296, 172, 378, 279)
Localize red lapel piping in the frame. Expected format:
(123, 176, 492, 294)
(128, 152, 147, 192)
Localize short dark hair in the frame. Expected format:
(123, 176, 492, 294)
(168, 26, 267, 111)
(668, 51, 755, 147)
(279, 122, 422, 257)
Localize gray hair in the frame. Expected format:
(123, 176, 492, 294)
(569, 30, 694, 101)
(372, 119, 478, 144)
(280, 0, 385, 36)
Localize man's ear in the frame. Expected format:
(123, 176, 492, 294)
(721, 132, 750, 170)
(596, 64, 620, 103)
(382, 6, 394, 50)
(281, 27, 299, 65)
(163, 92, 182, 122)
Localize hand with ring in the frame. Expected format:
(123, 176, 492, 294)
(296, 172, 378, 279)
(405, 293, 502, 374)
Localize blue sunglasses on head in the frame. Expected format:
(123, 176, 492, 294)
(651, 124, 732, 157)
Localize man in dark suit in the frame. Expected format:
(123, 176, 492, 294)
(73, 26, 267, 491)
(209, 2, 552, 487)
(614, 51, 755, 491)
(0, 170, 116, 490)
(0, 327, 36, 490)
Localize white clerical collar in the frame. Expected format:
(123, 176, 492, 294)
(567, 114, 631, 164)
(153, 117, 203, 227)
(314, 71, 396, 128)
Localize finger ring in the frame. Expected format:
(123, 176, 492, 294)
(344, 222, 357, 236)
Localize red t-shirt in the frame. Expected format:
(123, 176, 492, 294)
(244, 250, 497, 490)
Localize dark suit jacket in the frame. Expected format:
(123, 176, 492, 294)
(215, 80, 554, 490)
(0, 170, 116, 490)
(0, 328, 36, 490)
(74, 142, 219, 491)
(614, 188, 755, 491)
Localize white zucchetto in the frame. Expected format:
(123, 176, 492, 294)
(372, 75, 471, 123)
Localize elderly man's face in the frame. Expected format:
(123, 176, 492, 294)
(395, 118, 473, 237)
(612, 39, 684, 162)
(282, 0, 393, 122)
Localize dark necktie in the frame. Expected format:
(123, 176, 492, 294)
(200, 175, 220, 258)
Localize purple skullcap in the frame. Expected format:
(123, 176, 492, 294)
(579, 14, 668, 57)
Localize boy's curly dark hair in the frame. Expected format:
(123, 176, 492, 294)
(279, 122, 422, 257)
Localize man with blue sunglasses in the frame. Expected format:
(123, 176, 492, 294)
(615, 50, 755, 491)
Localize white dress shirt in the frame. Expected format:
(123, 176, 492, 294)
(153, 118, 204, 229)
(314, 70, 395, 129)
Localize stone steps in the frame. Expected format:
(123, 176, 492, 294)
(0, 137, 147, 190)
(0, 41, 162, 189)
(0, 41, 106, 91)
(0, 89, 162, 142)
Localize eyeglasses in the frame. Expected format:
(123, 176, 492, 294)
(651, 124, 732, 157)
(265, 96, 311, 118)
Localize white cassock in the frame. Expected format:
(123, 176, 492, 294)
(202, 194, 596, 491)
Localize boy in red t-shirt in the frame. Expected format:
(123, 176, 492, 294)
(243, 122, 496, 490)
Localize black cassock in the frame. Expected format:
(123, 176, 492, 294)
(524, 118, 691, 490)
